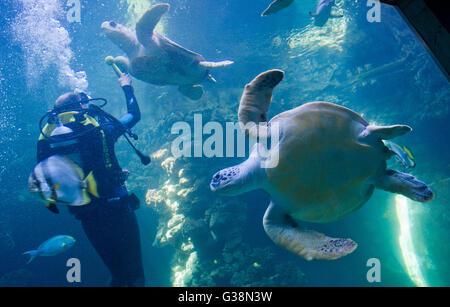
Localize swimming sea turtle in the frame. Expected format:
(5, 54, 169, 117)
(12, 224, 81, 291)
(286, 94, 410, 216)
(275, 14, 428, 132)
(102, 3, 233, 101)
(210, 70, 434, 261)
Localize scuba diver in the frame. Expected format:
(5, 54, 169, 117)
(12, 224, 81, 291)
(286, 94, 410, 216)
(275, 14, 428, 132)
(34, 74, 148, 286)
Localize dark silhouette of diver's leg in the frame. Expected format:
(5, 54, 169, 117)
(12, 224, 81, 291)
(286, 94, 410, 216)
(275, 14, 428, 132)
(80, 211, 123, 286)
(112, 208, 145, 287)
(78, 201, 145, 286)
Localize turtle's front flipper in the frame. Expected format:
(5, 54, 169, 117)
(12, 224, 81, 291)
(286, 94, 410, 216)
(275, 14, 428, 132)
(179, 84, 204, 101)
(136, 3, 170, 47)
(263, 202, 357, 261)
(238, 70, 284, 138)
(375, 170, 434, 202)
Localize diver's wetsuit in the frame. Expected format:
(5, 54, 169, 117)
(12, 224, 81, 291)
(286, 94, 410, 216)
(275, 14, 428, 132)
(37, 85, 145, 286)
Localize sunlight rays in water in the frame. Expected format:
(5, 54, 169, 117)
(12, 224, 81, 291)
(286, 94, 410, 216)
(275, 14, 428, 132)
(395, 195, 428, 287)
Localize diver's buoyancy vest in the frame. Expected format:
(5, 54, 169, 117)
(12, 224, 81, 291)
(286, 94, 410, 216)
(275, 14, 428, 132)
(37, 111, 122, 198)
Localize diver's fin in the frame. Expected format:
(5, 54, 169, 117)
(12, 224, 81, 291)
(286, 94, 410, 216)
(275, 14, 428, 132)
(178, 85, 204, 101)
(136, 3, 170, 48)
(361, 125, 412, 141)
(23, 250, 40, 264)
(85, 172, 99, 198)
(199, 60, 234, 68)
(45, 203, 59, 214)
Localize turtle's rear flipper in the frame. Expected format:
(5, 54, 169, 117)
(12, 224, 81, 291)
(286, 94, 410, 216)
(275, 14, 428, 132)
(375, 170, 434, 202)
(263, 202, 357, 261)
(179, 84, 203, 101)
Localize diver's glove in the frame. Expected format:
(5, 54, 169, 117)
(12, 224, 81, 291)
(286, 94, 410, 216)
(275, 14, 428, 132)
(118, 73, 132, 88)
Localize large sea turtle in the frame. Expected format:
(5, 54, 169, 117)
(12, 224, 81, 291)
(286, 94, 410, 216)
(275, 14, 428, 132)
(210, 70, 434, 261)
(102, 3, 233, 101)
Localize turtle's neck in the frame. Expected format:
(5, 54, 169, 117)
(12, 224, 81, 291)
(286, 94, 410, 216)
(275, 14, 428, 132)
(110, 29, 140, 58)
(237, 147, 268, 194)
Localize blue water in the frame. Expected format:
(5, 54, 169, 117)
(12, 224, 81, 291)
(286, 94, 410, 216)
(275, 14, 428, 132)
(0, 0, 449, 286)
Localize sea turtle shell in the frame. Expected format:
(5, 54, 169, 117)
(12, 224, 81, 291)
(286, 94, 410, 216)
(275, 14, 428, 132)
(265, 101, 388, 223)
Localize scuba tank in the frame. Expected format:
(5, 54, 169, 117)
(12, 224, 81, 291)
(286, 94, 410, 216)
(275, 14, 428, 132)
(49, 120, 84, 168)
(51, 124, 73, 137)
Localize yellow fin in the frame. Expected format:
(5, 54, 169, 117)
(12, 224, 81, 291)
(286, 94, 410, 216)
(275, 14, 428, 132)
(403, 146, 414, 159)
(85, 172, 99, 198)
(71, 162, 85, 179)
(54, 183, 61, 191)
(81, 191, 92, 205)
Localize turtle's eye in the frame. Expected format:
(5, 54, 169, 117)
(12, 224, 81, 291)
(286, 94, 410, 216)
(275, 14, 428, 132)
(110, 21, 117, 28)
(213, 174, 221, 181)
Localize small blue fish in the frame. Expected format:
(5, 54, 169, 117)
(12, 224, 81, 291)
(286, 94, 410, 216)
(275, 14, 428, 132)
(23, 235, 76, 264)
(386, 141, 416, 169)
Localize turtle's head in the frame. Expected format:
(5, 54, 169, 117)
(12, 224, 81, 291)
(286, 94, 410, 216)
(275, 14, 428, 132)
(211, 143, 269, 196)
(210, 166, 244, 196)
(102, 20, 138, 56)
(210, 152, 266, 196)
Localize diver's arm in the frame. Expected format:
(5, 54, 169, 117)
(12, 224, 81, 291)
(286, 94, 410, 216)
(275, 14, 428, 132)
(118, 74, 141, 129)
